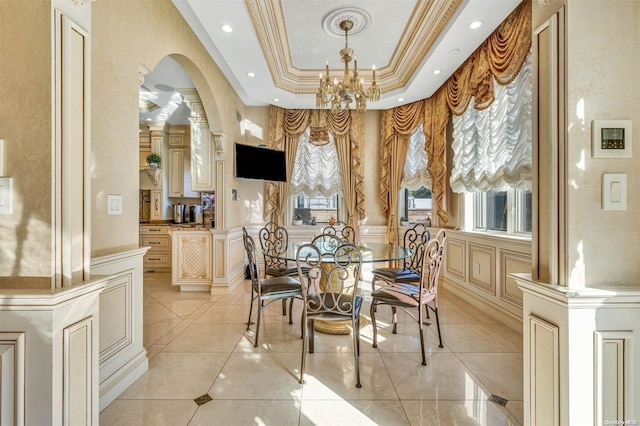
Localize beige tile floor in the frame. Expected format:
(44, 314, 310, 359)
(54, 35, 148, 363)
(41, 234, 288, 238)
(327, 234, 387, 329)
(100, 272, 524, 425)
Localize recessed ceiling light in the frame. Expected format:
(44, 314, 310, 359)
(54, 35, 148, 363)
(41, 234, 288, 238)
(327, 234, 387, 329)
(469, 21, 483, 29)
(220, 24, 233, 33)
(397, 97, 405, 102)
(449, 48, 460, 56)
(432, 69, 441, 75)
(246, 72, 256, 78)
(272, 98, 280, 102)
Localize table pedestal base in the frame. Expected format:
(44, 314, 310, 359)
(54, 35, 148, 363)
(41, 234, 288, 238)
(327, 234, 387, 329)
(314, 315, 368, 335)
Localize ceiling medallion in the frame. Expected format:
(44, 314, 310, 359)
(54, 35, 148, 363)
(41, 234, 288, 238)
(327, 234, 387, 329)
(322, 7, 371, 38)
(316, 10, 379, 112)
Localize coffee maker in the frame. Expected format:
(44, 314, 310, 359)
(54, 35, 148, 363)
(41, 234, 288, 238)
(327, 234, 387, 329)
(173, 204, 186, 223)
(190, 205, 203, 224)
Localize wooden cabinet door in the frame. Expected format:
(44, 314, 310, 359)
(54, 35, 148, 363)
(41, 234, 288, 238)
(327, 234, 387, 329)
(172, 231, 213, 286)
(168, 148, 184, 197)
(190, 125, 215, 191)
(150, 190, 163, 220)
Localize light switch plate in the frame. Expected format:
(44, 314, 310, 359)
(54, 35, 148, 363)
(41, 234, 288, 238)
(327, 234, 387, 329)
(107, 194, 123, 215)
(602, 173, 627, 210)
(0, 177, 12, 214)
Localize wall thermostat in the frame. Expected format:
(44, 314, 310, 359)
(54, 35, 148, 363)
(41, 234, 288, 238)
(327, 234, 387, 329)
(592, 120, 632, 158)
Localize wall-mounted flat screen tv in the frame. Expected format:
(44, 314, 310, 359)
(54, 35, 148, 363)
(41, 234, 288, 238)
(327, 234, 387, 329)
(235, 143, 287, 182)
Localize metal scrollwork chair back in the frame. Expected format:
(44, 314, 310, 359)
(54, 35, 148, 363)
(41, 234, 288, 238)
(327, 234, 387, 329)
(322, 222, 356, 243)
(371, 223, 431, 292)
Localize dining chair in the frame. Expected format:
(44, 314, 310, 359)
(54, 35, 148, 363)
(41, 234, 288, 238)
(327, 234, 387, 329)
(296, 241, 364, 388)
(322, 222, 356, 242)
(258, 222, 299, 316)
(370, 229, 446, 365)
(370, 223, 430, 292)
(243, 227, 302, 347)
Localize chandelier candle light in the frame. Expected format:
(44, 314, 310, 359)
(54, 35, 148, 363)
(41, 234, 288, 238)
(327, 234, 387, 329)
(316, 19, 380, 112)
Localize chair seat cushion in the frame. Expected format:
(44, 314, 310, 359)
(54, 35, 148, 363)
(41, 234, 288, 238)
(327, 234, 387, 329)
(371, 283, 429, 308)
(307, 294, 362, 316)
(266, 265, 299, 277)
(372, 267, 420, 282)
(260, 276, 301, 295)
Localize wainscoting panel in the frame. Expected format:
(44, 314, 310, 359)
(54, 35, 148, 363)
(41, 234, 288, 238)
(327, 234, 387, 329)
(468, 243, 496, 295)
(99, 271, 132, 362)
(64, 317, 94, 426)
(594, 331, 633, 424)
(500, 250, 530, 308)
(215, 239, 226, 278)
(446, 238, 466, 281)
(0, 332, 25, 426)
(529, 314, 559, 426)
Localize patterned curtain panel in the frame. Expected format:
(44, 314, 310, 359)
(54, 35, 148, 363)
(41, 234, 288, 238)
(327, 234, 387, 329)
(450, 53, 532, 193)
(290, 128, 343, 197)
(401, 125, 432, 191)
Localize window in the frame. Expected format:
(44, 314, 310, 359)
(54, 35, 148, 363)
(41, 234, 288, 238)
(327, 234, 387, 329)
(289, 128, 342, 224)
(474, 189, 532, 234)
(293, 195, 339, 224)
(403, 188, 432, 223)
(399, 125, 432, 223)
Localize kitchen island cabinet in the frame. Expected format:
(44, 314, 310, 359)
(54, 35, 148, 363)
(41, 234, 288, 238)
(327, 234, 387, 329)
(171, 230, 213, 291)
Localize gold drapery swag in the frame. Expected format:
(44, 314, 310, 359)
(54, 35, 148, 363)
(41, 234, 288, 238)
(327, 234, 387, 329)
(379, 0, 531, 237)
(263, 106, 365, 234)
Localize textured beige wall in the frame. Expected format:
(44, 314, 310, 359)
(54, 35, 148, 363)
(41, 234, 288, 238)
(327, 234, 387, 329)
(0, 1, 52, 279)
(90, 0, 246, 256)
(565, 0, 640, 285)
(363, 110, 386, 226)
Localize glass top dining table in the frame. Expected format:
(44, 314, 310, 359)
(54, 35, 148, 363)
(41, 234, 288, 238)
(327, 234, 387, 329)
(267, 241, 412, 264)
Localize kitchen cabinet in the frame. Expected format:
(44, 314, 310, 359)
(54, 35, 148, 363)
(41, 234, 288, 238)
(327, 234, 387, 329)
(140, 225, 171, 271)
(167, 125, 198, 198)
(190, 129, 215, 191)
(172, 230, 213, 291)
(168, 148, 184, 197)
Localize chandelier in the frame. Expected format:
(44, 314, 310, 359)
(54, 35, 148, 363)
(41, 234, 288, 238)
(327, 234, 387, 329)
(316, 19, 380, 112)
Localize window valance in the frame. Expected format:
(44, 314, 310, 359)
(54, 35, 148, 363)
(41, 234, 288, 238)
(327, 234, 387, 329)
(450, 53, 533, 192)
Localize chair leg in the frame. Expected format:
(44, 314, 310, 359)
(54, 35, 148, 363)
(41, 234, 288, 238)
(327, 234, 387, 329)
(432, 306, 443, 348)
(300, 316, 308, 384)
(353, 316, 361, 388)
(392, 306, 398, 334)
(418, 304, 426, 365)
(254, 305, 262, 348)
(418, 321, 427, 366)
(371, 301, 379, 348)
(288, 298, 294, 325)
(309, 319, 315, 353)
(246, 295, 255, 331)
(282, 298, 287, 316)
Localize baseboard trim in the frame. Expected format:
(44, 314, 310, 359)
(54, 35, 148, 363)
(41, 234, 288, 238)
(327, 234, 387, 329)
(99, 349, 148, 412)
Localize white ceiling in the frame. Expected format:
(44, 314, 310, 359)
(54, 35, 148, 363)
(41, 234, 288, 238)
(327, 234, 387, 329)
(141, 0, 522, 121)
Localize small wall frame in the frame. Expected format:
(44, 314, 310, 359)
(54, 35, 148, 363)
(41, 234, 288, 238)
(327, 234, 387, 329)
(592, 120, 632, 158)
